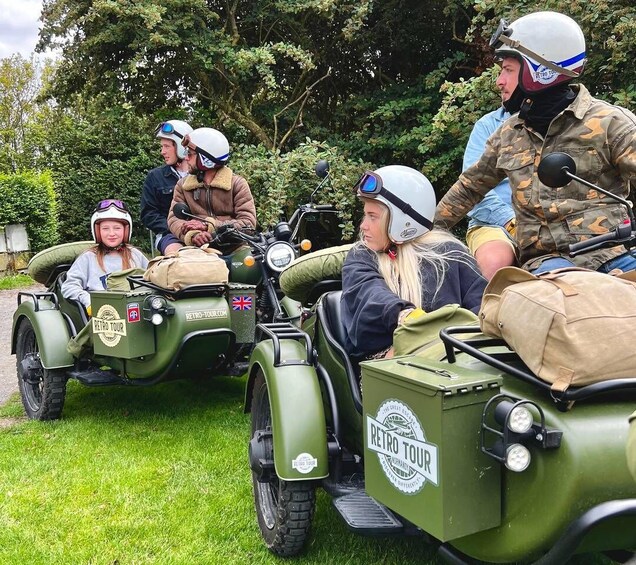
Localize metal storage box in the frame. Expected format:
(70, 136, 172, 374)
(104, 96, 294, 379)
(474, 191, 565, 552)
(90, 289, 154, 358)
(362, 356, 502, 541)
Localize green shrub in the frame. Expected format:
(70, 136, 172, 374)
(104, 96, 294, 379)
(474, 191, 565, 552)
(233, 140, 372, 241)
(0, 171, 59, 252)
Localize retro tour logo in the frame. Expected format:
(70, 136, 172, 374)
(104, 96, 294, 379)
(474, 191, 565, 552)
(291, 452, 318, 474)
(366, 399, 438, 494)
(92, 304, 127, 347)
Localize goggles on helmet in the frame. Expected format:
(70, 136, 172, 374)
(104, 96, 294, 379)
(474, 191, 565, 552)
(488, 18, 580, 79)
(489, 19, 513, 49)
(155, 122, 186, 139)
(95, 199, 129, 213)
(181, 134, 229, 166)
(354, 171, 433, 231)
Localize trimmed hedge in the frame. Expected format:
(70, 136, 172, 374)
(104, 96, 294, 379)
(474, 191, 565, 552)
(0, 171, 59, 252)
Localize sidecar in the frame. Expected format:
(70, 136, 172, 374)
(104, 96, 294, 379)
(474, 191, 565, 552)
(245, 255, 636, 563)
(11, 242, 260, 420)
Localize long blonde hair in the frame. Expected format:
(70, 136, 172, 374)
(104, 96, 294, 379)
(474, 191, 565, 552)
(356, 201, 476, 308)
(91, 244, 135, 273)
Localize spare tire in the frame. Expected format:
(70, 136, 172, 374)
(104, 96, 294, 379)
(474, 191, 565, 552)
(280, 243, 353, 304)
(28, 241, 94, 285)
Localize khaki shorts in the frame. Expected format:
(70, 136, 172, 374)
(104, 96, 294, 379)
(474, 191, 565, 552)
(466, 224, 517, 256)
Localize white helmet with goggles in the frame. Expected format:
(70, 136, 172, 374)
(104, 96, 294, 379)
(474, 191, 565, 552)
(90, 200, 133, 245)
(181, 127, 230, 171)
(155, 120, 193, 160)
(355, 165, 436, 244)
(490, 11, 586, 94)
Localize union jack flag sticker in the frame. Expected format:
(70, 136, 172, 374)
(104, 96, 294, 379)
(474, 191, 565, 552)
(232, 295, 253, 311)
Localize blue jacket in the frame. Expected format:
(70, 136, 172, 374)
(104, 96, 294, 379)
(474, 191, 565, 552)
(140, 165, 181, 235)
(340, 242, 486, 359)
(463, 108, 514, 229)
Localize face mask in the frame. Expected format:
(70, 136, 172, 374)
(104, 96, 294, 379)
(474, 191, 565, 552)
(503, 86, 526, 114)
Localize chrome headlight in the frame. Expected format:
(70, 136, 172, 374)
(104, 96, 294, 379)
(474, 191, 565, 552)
(505, 444, 531, 472)
(143, 295, 175, 325)
(150, 296, 166, 310)
(265, 242, 295, 272)
(482, 394, 561, 473)
(495, 400, 534, 434)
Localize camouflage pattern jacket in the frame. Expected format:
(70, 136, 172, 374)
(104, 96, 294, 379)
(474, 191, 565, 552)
(434, 85, 636, 270)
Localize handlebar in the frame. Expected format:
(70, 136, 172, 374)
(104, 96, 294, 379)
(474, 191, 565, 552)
(569, 220, 634, 256)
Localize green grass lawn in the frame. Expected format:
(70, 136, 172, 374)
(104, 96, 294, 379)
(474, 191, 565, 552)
(0, 376, 442, 565)
(0, 274, 35, 290)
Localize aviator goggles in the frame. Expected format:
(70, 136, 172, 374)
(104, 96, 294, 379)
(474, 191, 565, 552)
(155, 122, 186, 139)
(180, 134, 230, 167)
(488, 18, 580, 78)
(354, 172, 433, 231)
(94, 199, 129, 213)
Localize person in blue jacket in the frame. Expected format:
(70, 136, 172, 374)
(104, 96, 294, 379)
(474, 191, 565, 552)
(141, 119, 192, 255)
(463, 57, 520, 280)
(341, 165, 486, 361)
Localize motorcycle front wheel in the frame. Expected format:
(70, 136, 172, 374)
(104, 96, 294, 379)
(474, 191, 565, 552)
(250, 369, 316, 556)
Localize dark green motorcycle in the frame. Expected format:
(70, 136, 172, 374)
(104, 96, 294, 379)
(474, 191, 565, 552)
(11, 161, 340, 421)
(244, 154, 636, 563)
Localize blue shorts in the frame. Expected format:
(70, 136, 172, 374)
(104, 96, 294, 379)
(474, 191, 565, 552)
(531, 252, 636, 275)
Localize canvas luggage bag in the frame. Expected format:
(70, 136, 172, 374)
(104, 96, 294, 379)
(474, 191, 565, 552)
(479, 266, 636, 392)
(143, 246, 229, 290)
(393, 304, 479, 358)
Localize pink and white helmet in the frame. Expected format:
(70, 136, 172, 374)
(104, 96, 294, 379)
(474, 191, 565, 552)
(90, 200, 133, 244)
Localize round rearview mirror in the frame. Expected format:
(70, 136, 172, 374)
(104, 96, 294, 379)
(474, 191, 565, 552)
(173, 202, 191, 220)
(315, 160, 330, 179)
(537, 152, 577, 188)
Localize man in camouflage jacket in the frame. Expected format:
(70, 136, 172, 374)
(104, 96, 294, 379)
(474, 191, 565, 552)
(434, 11, 636, 274)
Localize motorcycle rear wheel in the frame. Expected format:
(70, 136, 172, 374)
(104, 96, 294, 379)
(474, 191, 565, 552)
(250, 369, 315, 556)
(15, 318, 67, 420)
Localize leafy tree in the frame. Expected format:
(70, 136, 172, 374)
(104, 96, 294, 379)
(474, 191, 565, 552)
(0, 55, 51, 172)
(24, 0, 636, 247)
(234, 139, 371, 241)
(25, 97, 156, 246)
(38, 0, 466, 154)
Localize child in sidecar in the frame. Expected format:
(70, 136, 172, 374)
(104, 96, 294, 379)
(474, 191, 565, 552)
(61, 199, 148, 315)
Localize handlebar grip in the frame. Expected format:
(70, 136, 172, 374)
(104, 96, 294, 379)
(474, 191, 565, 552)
(313, 204, 335, 210)
(569, 229, 623, 254)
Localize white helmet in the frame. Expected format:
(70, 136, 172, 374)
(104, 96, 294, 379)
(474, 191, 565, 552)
(490, 11, 586, 94)
(182, 127, 230, 171)
(355, 165, 436, 243)
(90, 200, 133, 245)
(155, 120, 193, 160)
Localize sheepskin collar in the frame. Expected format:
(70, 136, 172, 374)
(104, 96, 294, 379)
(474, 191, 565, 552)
(182, 166, 233, 192)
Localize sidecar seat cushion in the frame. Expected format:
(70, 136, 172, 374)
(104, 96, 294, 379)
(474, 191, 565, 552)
(28, 241, 95, 285)
(280, 243, 353, 304)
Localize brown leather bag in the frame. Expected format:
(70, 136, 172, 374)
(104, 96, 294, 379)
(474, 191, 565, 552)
(143, 246, 229, 290)
(479, 266, 636, 392)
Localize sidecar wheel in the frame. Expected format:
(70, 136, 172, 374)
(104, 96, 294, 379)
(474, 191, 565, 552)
(15, 318, 67, 420)
(250, 370, 315, 556)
